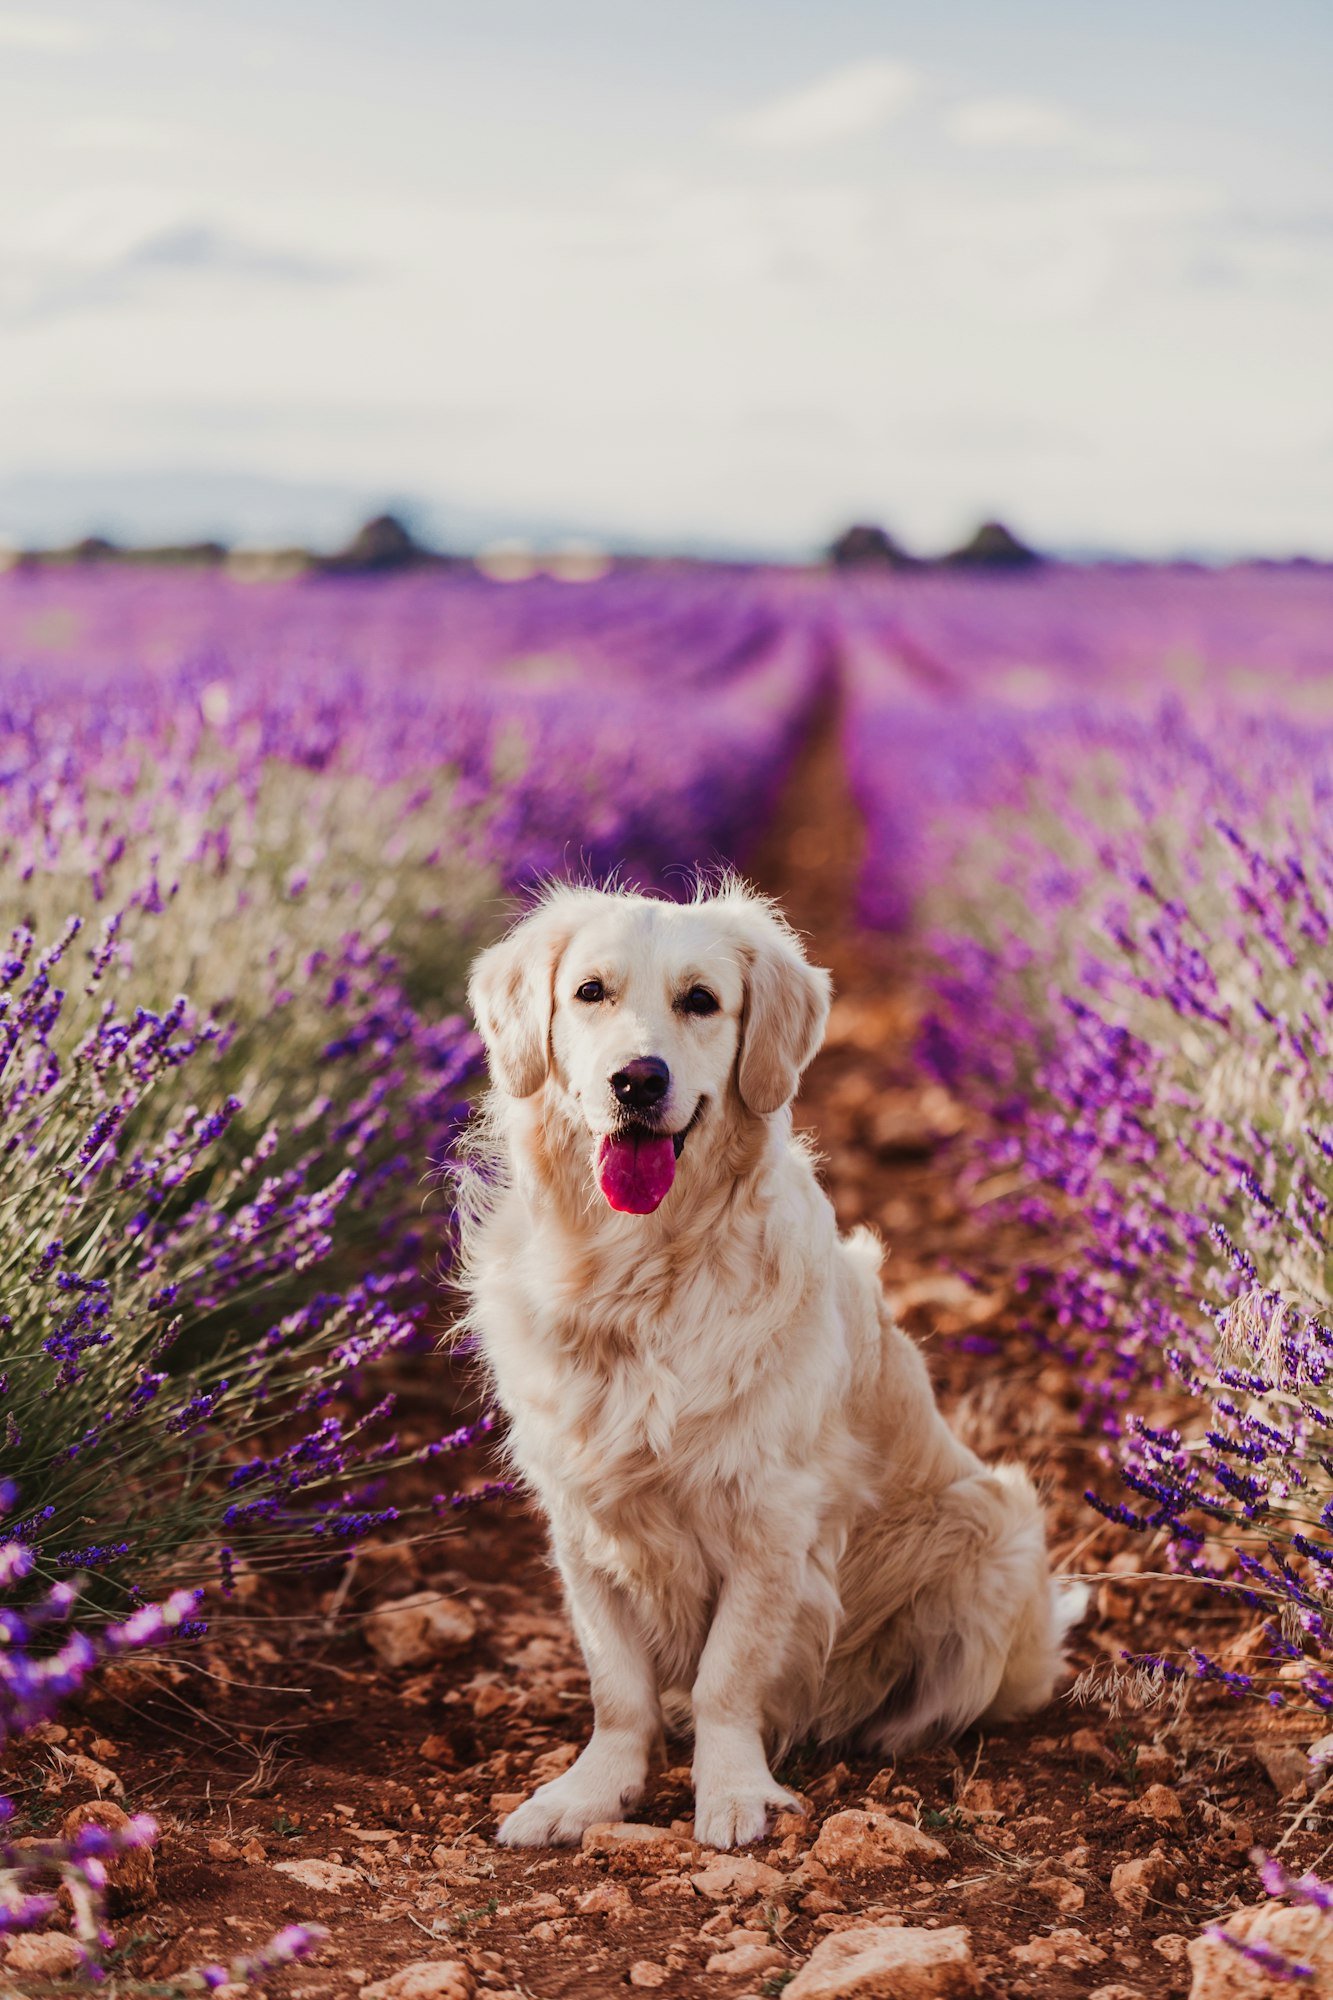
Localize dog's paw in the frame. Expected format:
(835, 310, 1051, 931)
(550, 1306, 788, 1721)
(496, 1770, 636, 1848)
(693, 1781, 801, 1851)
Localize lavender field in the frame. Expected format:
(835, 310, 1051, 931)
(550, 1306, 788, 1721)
(6, 557, 1333, 1992)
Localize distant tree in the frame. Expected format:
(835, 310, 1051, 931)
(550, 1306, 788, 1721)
(68, 535, 120, 563)
(943, 519, 1043, 569)
(827, 522, 918, 570)
(322, 513, 442, 575)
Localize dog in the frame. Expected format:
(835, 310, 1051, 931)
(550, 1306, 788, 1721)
(458, 879, 1078, 1850)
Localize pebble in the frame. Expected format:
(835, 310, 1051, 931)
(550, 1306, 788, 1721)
(3, 1935, 87, 1978)
(1128, 1782, 1185, 1828)
(1010, 1929, 1107, 1971)
(810, 1809, 948, 1872)
(1111, 1849, 1178, 1916)
(581, 1821, 692, 1856)
(362, 1592, 478, 1669)
(1188, 1899, 1333, 1995)
(273, 1858, 364, 1894)
(690, 1852, 787, 1900)
(359, 1962, 475, 2000)
(705, 1940, 788, 1979)
(627, 1963, 669, 1988)
(786, 1922, 979, 1999)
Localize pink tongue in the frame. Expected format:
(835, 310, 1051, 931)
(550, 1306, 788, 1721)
(596, 1132, 677, 1214)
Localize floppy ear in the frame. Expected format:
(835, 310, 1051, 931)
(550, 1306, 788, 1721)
(468, 889, 596, 1098)
(734, 903, 832, 1116)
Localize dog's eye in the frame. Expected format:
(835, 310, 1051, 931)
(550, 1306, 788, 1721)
(575, 979, 605, 1004)
(680, 985, 719, 1016)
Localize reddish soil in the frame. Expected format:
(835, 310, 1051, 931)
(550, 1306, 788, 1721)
(4, 724, 1322, 1998)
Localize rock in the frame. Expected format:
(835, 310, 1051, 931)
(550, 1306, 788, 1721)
(1090, 1988, 1146, 2000)
(811, 1810, 947, 1872)
(273, 1858, 363, 1894)
(1154, 1935, 1191, 1964)
(1135, 1745, 1178, 1785)
(627, 1965, 669, 1989)
(208, 1835, 240, 1862)
(690, 1852, 786, 1900)
(359, 1962, 475, 2000)
(576, 1881, 634, 1915)
(4, 1934, 87, 1977)
(52, 1751, 125, 1798)
(1011, 1930, 1106, 1971)
(1112, 1850, 1179, 1916)
(1255, 1745, 1310, 1799)
(1029, 1867, 1085, 1914)
(363, 1592, 477, 1669)
(1308, 1732, 1333, 1771)
(59, 1800, 156, 1913)
(1071, 1728, 1115, 1765)
(581, 1821, 691, 1856)
(1188, 1900, 1333, 1996)
(786, 1923, 978, 1999)
(706, 1941, 788, 1979)
(1129, 1782, 1186, 1827)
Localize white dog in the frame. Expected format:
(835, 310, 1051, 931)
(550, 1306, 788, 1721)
(459, 880, 1077, 1851)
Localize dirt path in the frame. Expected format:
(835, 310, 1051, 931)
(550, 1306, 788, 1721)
(4, 719, 1314, 1999)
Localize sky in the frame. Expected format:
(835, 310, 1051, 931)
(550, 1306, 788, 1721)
(1, 0, 1331, 557)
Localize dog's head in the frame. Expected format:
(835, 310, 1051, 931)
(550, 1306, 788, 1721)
(468, 881, 831, 1215)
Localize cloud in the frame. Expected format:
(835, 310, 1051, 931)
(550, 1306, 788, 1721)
(2, 216, 359, 325)
(56, 116, 178, 153)
(945, 96, 1080, 151)
(721, 59, 919, 151)
(0, 10, 90, 50)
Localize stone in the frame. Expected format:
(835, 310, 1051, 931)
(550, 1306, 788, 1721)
(274, 1858, 363, 1894)
(627, 1965, 669, 1989)
(53, 1751, 125, 1799)
(1129, 1782, 1186, 1827)
(786, 1923, 979, 1999)
(1090, 1988, 1146, 2000)
(1255, 1744, 1310, 1799)
(690, 1852, 787, 1900)
(706, 1941, 789, 1979)
(59, 1800, 156, 1913)
(4, 1934, 87, 1977)
(359, 1963, 475, 2000)
(810, 1810, 947, 1872)
(1011, 1931, 1106, 1971)
(1154, 1934, 1191, 1964)
(1029, 1868, 1085, 1914)
(581, 1821, 692, 1856)
(575, 1881, 633, 1915)
(363, 1592, 477, 1669)
(1187, 1901, 1333, 1996)
(1111, 1850, 1178, 1917)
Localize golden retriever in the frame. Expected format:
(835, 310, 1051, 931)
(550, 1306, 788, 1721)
(458, 879, 1078, 1850)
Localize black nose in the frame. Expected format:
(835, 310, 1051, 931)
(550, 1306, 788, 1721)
(611, 1056, 670, 1113)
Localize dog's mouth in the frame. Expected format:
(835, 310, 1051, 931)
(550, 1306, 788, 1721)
(595, 1101, 705, 1215)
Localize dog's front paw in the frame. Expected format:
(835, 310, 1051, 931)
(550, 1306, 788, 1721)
(497, 1768, 638, 1848)
(693, 1780, 801, 1851)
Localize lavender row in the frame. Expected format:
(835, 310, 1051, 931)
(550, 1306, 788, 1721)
(842, 576, 1333, 1720)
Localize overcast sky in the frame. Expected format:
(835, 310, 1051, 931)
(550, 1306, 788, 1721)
(1, 0, 1331, 555)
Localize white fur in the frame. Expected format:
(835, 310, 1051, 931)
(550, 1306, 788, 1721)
(458, 880, 1080, 1850)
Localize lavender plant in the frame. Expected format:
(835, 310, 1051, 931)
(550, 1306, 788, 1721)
(845, 635, 1333, 1714)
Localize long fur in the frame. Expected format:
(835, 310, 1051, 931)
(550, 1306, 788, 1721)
(456, 878, 1081, 1850)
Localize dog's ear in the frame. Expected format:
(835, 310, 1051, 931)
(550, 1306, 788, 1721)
(732, 900, 832, 1116)
(468, 890, 596, 1098)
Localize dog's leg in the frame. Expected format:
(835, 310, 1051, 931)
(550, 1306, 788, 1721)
(690, 1560, 809, 1850)
(497, 1552, 660, 1847)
